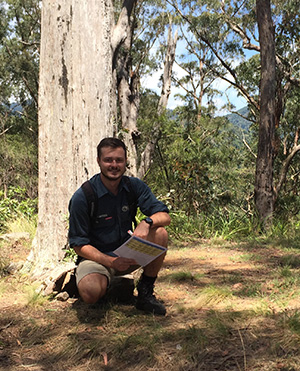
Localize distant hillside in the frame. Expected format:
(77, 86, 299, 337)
(226, 106, 251, 132)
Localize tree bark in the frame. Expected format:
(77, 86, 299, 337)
(27, 0, 114, 272)
(138, 24, 178, 179)
(111, 0, 138, 176)
(254, 0, 276, 224)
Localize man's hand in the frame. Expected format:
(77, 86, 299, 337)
(111, 256, 137, 271)
(133, 212, 171, 240)
(132, 220, 151, 240)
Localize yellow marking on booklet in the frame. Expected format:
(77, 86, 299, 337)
(113, 234, 167, 267)
(126, 239, 162, 257)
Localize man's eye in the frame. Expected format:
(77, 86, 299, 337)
(103, 158, 124, 163)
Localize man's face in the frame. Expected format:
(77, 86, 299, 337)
(97, 146, 127, 181)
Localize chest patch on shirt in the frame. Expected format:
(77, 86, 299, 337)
(122, 205, 129, 212)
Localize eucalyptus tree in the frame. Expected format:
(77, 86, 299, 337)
(0, 0, 178, 272)
(255, 0, 276, 223)
(25, 0, 177, 272)
(26, 0, 115, 271)
(169, 0, 300, 223)
(113, 0, 178, 177)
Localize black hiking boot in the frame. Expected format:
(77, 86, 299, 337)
(136, 280, 166, 316)
(106, 274, 135, 303)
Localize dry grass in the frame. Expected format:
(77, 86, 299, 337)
(1, 237, 300, 370)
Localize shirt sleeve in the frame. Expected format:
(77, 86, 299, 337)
(131, 178, 169, 216)
(68, 188, 91, 248)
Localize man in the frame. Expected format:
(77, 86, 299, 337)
(68, 137, 171, 315)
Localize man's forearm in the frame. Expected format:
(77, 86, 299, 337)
(149, 212, 171, 228)
(74, 244, 138, 272)
(74, 244, 115, 268)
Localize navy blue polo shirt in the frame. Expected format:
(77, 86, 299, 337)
(68, 174, 169, 254)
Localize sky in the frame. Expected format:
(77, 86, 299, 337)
(141, 62, 248, 116)
(140, 12, 259, 117)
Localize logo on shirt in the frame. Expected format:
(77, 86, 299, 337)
(122, 205, 129, 212)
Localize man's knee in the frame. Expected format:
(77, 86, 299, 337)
(151, 226, 168, 247)
(77, 273, 108, 304)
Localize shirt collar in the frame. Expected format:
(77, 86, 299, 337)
(92, 174, 130, 197)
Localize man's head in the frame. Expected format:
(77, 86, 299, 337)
(97, 137, 127, 182)
(97, 137, 127, 160)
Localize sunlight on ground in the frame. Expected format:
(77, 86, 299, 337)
(1, 237, 300, 370)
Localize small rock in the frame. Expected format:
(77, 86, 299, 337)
(232, 283, 244, 291)
(6, 262, 23, 274)
(56, 291, 70, 301)
(0, 232, 30, 241)
(43, 282, 56, 296)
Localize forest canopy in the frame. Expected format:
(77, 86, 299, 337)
(0, 0, 299, 238)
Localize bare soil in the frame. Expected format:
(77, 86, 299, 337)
(1, 237, 300, 370)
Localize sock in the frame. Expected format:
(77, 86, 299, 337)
(140, 273, 157, 286)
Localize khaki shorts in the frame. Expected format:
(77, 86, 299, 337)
(75, 259, 140, 286)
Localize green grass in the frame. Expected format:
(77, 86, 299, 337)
(196, 285, 233, 305)
(25, 284, 49, 307)
(279, 254, 300, 268)
(0, 255, 9, 277)
(234, 282, 262, 298)
(6, 214, 37, 239)
(165, 270, 203, 282)
(2, 215, 300, 370)
(285, 311, 300, 336)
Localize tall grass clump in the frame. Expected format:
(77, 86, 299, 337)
(169, 210, 256, 241)
(168, 208, 300, 246)
(0, 186, 37, 234)
(6, 214, 37, 239)
(254, 216, 300, 250)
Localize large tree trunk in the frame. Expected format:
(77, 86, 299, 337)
(254, 0, 276, 224)
(26, 0, 114, 273)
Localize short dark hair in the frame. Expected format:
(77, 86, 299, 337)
(97, 137, 127, 159)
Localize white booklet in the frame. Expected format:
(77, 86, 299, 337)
(113, 235, 167, 267)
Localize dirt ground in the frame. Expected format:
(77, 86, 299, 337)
(1, 236, 300, 371)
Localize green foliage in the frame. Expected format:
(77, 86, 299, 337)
(285, 311, 300, 336)
(0, 134, 38, 197)
(280, 255, 300, 269)
(0, 0, 299, 244)
(0, 186, 37, 232)
(165, 270, 201, 283)
(0, 1, 39, 197)
(167, 208, 300, 243)
(226, 106, 251, 132)
(145, 107, 255, 221)
(26, 285, 48, 307)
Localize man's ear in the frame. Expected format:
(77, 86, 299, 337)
(97, 157, 100, 166)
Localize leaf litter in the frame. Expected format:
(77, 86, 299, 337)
(1, 238, 300, 370)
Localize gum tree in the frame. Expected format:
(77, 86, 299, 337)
(27, 1, 115, 271)
(170, 0, 300, 223)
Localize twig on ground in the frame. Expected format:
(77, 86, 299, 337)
(238, 328, 247, 370)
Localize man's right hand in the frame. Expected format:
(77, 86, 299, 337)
(111, 256, 137, 271)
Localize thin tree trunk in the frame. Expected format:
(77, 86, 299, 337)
(254, 0, 276, 224)
(138, 24, 178, 179)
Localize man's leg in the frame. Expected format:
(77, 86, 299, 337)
(143, 225, 168, 276)
(136, 227, 168, 315)
(77, 273, 108, 304)
(75, 260, 112, 304)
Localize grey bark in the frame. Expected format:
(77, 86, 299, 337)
(254, 0, 276, 223)
(138, 24, 178, 179)
(27, 1, 114, 271)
